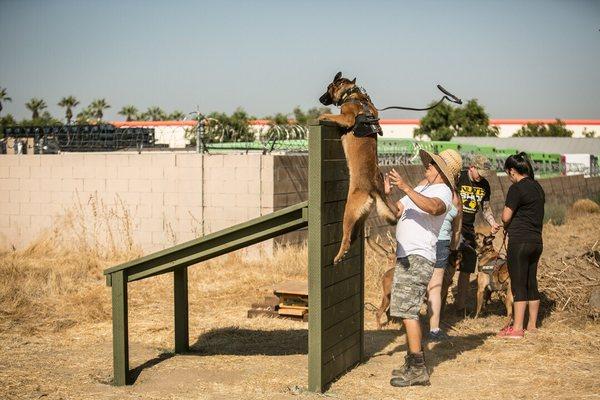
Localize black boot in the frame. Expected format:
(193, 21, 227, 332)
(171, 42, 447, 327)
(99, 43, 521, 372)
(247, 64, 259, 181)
(390, 351, 430, 387)
(391, 353, 410, 376)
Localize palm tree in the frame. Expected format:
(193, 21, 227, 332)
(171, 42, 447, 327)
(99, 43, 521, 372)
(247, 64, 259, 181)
(25, 98, 47, 120)
(0, 87, 12, 116)
(118, 105, 138, 121)
(141, 106, 166, 121)
(58, 96, 79, 124)
(168, 110, 185, 120)
(76, 107, 94, 124)
(89, 98, 110, 121)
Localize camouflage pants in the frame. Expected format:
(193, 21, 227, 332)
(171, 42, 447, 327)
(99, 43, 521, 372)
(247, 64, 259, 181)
(390, 254, 435, 320)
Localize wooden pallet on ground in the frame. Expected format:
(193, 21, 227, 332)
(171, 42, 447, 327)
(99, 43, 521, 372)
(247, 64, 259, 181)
(247, 280, 308, 322)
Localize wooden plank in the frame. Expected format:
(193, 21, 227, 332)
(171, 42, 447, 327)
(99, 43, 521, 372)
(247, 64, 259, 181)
(322, 222, 344, 245)
(127, 215, 308, 282)
(322, 330, 360, 365)
(323, 311, 361, 350)
(322, 180, 349, 203)
(323, 341, 361, 384)
(274, 280, 308, 296)
(322, 257, 362, 287)
(322, 240, 362, 267)
(318, 122, 344, 140)
(323, 160, 349, 182)
(323, 292, 362, 330)
(111, 271, 129, 386)
(104, 201, 308, 276)
(323, 139, 345, 160)
(323, 274, 362, 309)
(174, 267, 189, 353)
(322, 201, 346, 225)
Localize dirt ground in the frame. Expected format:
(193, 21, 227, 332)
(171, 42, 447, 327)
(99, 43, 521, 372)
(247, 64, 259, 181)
(1, 212, 599, 400)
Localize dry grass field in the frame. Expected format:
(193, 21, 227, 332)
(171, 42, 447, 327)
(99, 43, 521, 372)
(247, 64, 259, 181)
(1, 202, 599, 400)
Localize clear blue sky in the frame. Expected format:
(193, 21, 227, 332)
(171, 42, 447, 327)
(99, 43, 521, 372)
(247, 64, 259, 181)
(1, 0, 599, 122)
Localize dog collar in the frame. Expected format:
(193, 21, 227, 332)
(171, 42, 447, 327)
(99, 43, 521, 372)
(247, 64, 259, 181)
(336, 86, 363, 106)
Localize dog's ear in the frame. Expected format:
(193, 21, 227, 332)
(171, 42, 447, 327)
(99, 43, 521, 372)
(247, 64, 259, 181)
(351, 77, 356, 84)
(334, 71, 342, 82)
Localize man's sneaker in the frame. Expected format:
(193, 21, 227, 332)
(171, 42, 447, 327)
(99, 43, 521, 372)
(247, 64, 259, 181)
(496, 326, 524, 339)
(390, 352, 430, 387)
(427, 330, 450, 342)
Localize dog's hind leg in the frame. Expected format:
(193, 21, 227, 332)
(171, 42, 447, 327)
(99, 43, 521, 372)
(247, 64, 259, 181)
(376, 267, 394, 329)
(475, 285, 486, 318)
(334, 190, 373, 265)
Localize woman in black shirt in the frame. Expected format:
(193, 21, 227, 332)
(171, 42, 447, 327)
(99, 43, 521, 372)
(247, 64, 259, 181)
(498, 152, 545, 339)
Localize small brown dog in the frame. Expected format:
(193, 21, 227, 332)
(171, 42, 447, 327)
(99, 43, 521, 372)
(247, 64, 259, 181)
(318, 72, 398, 264)
(475, 233, 513, 324)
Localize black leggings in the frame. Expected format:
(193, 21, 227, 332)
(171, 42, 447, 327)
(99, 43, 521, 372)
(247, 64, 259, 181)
(507, 242, 543, 302)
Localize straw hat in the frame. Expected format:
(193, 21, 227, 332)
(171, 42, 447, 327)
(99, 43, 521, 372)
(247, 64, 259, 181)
(419, 148, 463, 188)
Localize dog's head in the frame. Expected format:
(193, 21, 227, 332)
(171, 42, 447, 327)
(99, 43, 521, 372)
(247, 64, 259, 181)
(319, 71, 357, 106)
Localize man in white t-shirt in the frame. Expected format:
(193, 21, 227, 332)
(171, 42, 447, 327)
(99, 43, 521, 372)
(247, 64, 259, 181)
(385, 149, 462, 388)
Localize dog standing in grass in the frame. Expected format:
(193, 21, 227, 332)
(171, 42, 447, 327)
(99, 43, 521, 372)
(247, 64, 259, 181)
(318, 72, 398, 264)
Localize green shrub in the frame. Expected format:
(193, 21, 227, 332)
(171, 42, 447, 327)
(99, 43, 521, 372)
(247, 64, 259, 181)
(544, 203, 567, 225)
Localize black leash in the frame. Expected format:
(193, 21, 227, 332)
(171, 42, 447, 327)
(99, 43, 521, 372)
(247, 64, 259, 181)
(377, 84, 463, 112)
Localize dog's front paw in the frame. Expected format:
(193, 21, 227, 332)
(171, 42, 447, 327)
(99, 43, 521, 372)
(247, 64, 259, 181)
(333, 251, 348, 265)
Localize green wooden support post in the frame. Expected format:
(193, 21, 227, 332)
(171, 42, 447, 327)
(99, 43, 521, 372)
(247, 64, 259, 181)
(111, 270, 129, 386)
(174, 267, 189, 353)
(308, 122, 324, 392)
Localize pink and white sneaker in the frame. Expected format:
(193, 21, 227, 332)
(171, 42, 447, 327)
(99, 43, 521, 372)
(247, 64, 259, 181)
(497, 326, 524, 339)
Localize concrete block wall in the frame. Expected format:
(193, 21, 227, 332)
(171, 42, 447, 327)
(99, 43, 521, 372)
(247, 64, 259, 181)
(2, 152, 600, 254)
(0, 153, 272, 253)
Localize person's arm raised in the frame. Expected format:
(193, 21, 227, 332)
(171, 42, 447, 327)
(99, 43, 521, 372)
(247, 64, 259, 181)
(389, 169, 447, 216)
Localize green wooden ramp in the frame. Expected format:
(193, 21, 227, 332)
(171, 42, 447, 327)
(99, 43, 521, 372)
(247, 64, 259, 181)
(103, 122, 365, 392)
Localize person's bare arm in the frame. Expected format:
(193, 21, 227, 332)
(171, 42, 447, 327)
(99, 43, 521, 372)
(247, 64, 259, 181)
(384, 172, 405, 218)
(389, 169, 446, 216)
(482, 201, 500, 233)
(450, 195, 463, 251)
(502, 206, 514, 227)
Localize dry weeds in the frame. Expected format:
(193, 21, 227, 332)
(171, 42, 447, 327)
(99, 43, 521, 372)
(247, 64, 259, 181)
(0, 205, 599, 399)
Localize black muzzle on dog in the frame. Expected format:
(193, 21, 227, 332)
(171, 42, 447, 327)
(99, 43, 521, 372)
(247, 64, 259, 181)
(319, 92, 333, 106)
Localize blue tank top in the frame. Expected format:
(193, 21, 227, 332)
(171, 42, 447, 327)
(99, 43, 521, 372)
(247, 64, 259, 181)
(438, 204, 457, 241)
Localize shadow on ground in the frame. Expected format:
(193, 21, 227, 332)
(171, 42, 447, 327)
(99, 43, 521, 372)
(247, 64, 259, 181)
(129, 326, 399, 383)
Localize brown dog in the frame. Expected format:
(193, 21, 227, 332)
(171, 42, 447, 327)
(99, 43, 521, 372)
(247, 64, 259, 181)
(368, 233, 462, 329)
(366, 232, 396, 329)
(318, 72, 398, 264)
(475, 233, 513, 324)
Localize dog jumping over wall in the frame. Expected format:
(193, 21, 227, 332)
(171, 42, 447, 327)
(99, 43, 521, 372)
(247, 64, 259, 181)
(318, 72, 398, 264)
